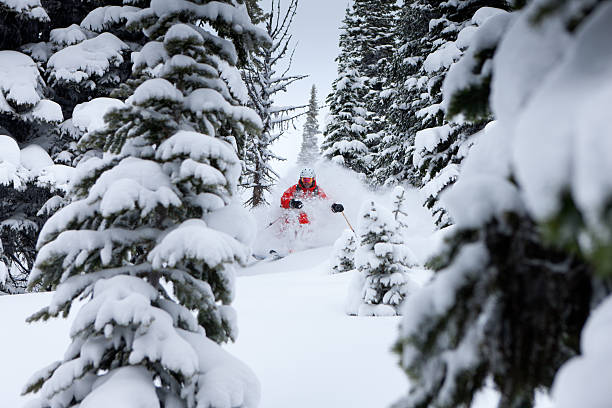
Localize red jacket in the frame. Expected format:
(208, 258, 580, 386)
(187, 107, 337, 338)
(280, 181, 327, 224)
(281, 181, 327, 208)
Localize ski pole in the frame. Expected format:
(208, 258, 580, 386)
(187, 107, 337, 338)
(264, 216, 283, 229)
(341, 211, 356, 236)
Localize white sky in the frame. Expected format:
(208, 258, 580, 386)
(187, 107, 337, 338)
(265, 0, 349, 178)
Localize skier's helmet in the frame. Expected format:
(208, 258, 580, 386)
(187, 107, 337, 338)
(299, 167, 316, 188)
(300, 168, 316, 178)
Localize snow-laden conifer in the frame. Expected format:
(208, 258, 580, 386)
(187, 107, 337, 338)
(330, 229, 356, 274)
(395, 2, 612, 407)
(242, 0, 306, 207)
(349, 201, 418, 316)
(411, 2, 510, 228)
(23, 1, 269, 406)
(297, 85, 321, 166)
(21, 3, 144, 120)
(0, 8, 68, 294)
(351, 0, 399, 171)
(372, 0, 435, 187)
(323, 0, 398, 176)
(321, 5, 370, 174)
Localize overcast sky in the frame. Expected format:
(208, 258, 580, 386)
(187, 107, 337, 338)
(266, 0, 349, 178)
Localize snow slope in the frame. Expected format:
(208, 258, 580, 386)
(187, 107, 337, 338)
(1, 247, 407, 408)
(232, 246, 408, 407)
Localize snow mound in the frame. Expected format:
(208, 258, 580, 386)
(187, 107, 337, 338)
(0, 51, 43, 109)
(129, 78, 183, 105)
(20, 144, 53, 174)
(50, 24, 88, 46)
(48, 33, 129, 84)
(73, 98, 125, 134)
(0, 134, 21, 166)
(81, 6, 141, 32)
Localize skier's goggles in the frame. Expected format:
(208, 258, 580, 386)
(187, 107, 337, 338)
(300, 177, 314, 183)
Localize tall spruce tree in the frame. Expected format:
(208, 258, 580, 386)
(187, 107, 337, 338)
(354, 0, 399, 172)
(242, 0, 306, 207)
(23, 1, 269, 406)
(297, 85, 320, 165)
(321, 5, 370, 174)
(323, 0, 398, 176)
(395, 1, 612, 407)
(373, 1, 436, 187)
(412, 1, 510, 227)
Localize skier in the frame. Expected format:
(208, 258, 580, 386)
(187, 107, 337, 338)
(280, 168, 344, 225)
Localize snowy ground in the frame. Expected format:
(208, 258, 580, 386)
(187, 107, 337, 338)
(0, 246, 411, 408)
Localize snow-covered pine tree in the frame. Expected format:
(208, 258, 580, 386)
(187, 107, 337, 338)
(372, 1, 436, 187)
(395, 2, 612, 407)
(0, 1, 66, 294)
(411, 2, 510, 228)
(23, 1, 268, 406)
(352, 201, 418, 316)
(331, 229, 356, 274)
(17, 0, 148, 168)
(321, 5, 370, 175)
(352, 0, 399, 172)
(297, 84, 321, 165)
(242, 0, 306, 207)
(24, 3, 140, 119)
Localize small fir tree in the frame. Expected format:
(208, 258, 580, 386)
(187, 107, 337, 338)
(391, 185, 409, 229)
(23, 1, 268, 406)
(352, 201, 418, 316)
(297, 84, 321, 165)
(331, 229, 356, 274)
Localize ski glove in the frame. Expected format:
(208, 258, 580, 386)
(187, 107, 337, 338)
(331, 203, 344, 213)
(290, 199, 303, 209)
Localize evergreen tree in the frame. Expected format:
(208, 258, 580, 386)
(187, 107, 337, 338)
(373, 0, 436, 187)
(297, 84, 321, 165)
(375, 0, 509, 227)
(323, 0, 398, 176)
(23, 1, 268, 406)
(412, 1, 510, 227)
(331, 229, 356, 274)
(352, 201, 418, 316)
(22, 2, 142, 120)
(0, 1, 66, 294)
(242, 0, 305, 207)
(353, 0, 399, 171)
(321, 5, 370, 174)
(395, 1, 612, 407)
